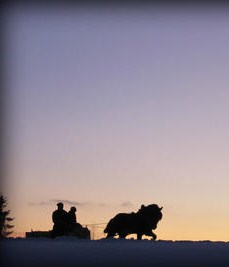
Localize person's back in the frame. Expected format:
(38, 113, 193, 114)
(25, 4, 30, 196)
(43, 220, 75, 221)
(67, 206, 84, 233)
(67, 207, 78, 232)
(68, 207, 77, 223)
(52, 209, 68, 225)
(52, 202, 68, 237)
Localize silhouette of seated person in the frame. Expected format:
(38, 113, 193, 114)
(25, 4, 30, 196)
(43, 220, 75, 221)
(52, 202, 68, 237)
(67, 206, 82, 232)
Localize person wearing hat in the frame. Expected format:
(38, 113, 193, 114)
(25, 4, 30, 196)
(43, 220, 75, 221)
(52, 202, 68, 237)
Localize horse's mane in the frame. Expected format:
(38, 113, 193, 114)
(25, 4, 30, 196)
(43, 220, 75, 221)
(137, 204, 163, 220)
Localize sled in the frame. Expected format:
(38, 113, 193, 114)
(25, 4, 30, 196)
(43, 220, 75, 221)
(26, 226, 91, 239)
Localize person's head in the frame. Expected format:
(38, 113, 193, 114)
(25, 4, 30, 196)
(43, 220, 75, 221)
(57, 202, 64, 210)
(70, 206, 76, 212)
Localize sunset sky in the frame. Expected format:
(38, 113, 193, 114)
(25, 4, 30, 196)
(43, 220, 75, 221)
(3, 3, 229, 241)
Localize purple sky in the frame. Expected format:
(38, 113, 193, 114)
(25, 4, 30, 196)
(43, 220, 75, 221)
(4, 4, 229, 240)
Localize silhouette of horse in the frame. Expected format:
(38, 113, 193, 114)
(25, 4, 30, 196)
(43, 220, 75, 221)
(104, 204, 163, 240)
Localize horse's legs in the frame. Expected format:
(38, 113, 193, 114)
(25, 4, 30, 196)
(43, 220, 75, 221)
(137, 233, 143, 240)
(106, 232, 115, 238)
(118, 232, 127, 239)
(150, 231, 157, 240)
(151, 232, 157, 240)
(145, 230, 157, 240)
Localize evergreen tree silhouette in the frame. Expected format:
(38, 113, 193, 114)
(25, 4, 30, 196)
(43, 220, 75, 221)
(0, 194, 14, 238)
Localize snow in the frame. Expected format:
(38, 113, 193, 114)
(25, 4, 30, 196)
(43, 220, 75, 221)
(1, 238, 229, 267)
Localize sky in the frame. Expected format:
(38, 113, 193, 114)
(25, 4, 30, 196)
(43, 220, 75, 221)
(2, 3, 229, 240)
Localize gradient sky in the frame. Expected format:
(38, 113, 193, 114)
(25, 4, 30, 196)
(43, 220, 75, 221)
(3, 4, 229, 240)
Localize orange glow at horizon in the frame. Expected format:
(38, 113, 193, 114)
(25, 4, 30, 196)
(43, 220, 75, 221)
(8, 202, 229, 242)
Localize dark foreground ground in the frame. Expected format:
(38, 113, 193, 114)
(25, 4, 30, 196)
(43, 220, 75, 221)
(1, 238, 229, 267)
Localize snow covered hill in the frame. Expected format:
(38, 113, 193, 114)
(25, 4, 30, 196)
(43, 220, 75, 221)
(1, 238, 229, 267)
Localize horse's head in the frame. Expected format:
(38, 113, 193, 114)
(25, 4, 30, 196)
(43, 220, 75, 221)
(138, 204, 163, 229)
